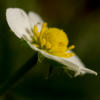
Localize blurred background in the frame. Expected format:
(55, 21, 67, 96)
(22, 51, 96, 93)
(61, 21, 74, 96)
(0, 0, 100, 100)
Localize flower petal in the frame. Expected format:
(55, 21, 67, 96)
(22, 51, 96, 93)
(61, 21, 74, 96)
(28, 11, 43, 32)
(65, 54, 97, 76)
(27, 42, 97, 76)
(39, 50, 97, 76)
(6, 8, 32, 41)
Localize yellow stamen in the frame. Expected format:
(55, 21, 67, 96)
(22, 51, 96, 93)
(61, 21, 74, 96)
(67, 45, 75, 50)
(32, 22, 75, 58)
(39, 22, 47, 46)
(33, 25, 39, 42)
(41, 38, 46, 48)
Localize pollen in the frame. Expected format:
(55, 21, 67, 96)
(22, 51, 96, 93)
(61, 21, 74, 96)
(32, 22, 75, 58)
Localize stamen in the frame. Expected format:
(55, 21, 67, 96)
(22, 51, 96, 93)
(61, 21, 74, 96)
(40, 22, 47, 33)
(34, 25, 38, 32)
(41, 38, 46, 47)
(62, 52, 74, 58)
(33, 25, 40, 42)
(39, 22, 47, 45)
(67, 45, 75, 50)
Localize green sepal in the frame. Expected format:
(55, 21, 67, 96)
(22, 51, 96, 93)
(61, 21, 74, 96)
(37, 52, 45, 63)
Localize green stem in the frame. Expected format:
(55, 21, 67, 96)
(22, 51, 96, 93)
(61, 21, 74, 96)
(0, 53, 38, 96)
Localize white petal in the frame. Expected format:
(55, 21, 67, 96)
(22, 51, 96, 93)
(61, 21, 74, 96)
(28, 11, 43, 32)
(6, 8, 32, 41)
(39, 50, 97, 76)
(27, 42, 97, 76)
(28, 42, 97, 77)
(64, 53, 97, 76)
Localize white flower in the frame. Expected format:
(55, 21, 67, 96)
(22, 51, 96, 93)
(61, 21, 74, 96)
(6, 8, 97, 77)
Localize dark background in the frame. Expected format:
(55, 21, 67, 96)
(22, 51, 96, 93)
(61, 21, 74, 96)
(0, 0, 100, 100)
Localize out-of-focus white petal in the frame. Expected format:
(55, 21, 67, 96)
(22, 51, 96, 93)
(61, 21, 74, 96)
(6, 8, 32, 41)
(28, 11, 43, 32)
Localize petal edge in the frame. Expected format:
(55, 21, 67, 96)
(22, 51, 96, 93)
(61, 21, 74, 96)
(6, 8, 32, 41)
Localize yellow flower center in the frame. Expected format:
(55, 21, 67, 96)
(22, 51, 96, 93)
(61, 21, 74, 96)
(32, 22, 75, 58)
